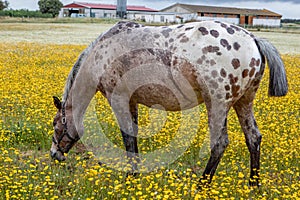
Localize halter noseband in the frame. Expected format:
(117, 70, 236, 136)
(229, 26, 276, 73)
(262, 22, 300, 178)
(52, 101, 80, 152)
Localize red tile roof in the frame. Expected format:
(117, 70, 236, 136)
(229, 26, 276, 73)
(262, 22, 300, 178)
(161, 3, 282, 17)
(63, 2, 158, 12)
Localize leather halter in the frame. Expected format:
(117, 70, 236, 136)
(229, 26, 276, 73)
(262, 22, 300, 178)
(52, 101, 80, 152)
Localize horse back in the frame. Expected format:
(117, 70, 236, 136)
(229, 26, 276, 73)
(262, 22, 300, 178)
(95, 21, 263, 109)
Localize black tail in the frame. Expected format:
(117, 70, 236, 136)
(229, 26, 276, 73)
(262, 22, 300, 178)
(255, 38, 288, 96)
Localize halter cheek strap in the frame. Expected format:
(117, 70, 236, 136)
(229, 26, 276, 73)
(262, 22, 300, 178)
(53, 101, 80, 152)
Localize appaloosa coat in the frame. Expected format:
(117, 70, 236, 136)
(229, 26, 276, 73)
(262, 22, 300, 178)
(51, 21, 288, 186)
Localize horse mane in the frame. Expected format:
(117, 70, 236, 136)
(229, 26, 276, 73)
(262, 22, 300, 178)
(62, 21, 143, 102)
(62, 34, 103, 102)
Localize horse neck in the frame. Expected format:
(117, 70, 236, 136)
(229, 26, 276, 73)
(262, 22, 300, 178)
(64, 66, 98, 128)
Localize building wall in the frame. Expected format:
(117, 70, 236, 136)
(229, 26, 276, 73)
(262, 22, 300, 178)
(253, 18, 281, 27)
(127, 12, 176, 23)
(197, 16, 240, 24)
(60, 5, 281, 27)
(161, 6, 191, 13)
(90, 9, 116, 18)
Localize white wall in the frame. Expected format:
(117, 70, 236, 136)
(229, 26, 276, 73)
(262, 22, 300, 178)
(253, 18, 281, 27)
(161, 6, 191, 13)
(127, 12, 176, 23)
(90, 9, 116, 18)
(197, 16, 240, 24)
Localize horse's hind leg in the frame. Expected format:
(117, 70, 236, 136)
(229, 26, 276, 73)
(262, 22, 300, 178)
(234, 98, 262, 187)
(200, 102, 230, 184)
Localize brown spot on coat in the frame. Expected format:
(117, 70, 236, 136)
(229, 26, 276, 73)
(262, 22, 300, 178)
(211, 70, 218, 78)
(227, 27, 235, 34)
(209, 80, 219, 89)
(197, 58, 203, 64)
(220, 39, 231, 50)
(220, 39, 229, 47)
(225, 85, 230, 91)
(231, 58, 241, 69)
(210, 60, 216, 66)
(226, 93, 231, 100)
(233, 42, 241, 51)
(161, 28, 172, 38)
(95, 51, 103, 60)
(210, 30, 219, 38)
(172, 57, 178, 66)
(229, 74, 238, 84)
(249, 68, 256, 77)
(204, 76, 210, 81)
(180, 36, 189, 43)
(202, 45, 220, 54)
(220, 68, 227, 78)
(256, 59, 261, 66)
(232, 85, 240, 97)
(165, 42, 169, 47)
(198, 27, 209, 35)
(249, 58, 256, 67)
(230, 25, 241, 32)
(154, 34, 160, 39)
(185, 27, 194, 31)
(242, 69, 249, 78)
(221, 23, 228, 28)
(177, 33, 185, 39)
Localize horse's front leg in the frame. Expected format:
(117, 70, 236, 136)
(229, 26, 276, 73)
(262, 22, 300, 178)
(113, 102, 140, 174)
(121, 104, 139, 174)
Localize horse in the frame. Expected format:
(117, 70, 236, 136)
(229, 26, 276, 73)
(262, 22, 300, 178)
(50, 21, 288, 186)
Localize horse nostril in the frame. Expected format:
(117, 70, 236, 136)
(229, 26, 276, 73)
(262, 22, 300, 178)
(60, 156, 66, 161)
(50, 151, 56, 159)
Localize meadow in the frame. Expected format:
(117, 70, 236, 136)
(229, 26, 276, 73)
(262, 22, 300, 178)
(0, 22, 299, 199)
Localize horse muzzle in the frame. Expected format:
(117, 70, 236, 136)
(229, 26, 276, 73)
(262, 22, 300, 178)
(50, 149, 66, 161)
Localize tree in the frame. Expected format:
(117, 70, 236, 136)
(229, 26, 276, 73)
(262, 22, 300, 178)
(38, 0, 63, 18)
(0, 0, 9, 10)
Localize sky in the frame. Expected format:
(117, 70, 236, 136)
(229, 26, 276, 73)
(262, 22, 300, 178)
(6, 0, 300, 19)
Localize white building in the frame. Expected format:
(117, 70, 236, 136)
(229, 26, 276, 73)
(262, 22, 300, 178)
(61, 2, 157, 18)
(60, 2, 282, 27)
(161, 3, 282, 27)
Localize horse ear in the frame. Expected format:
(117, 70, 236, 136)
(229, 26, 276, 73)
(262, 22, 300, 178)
(53, 96, 62, 110)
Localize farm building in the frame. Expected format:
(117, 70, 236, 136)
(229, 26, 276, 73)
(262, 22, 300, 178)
(161, 3, 282, 27)
(60, 2, 158, 19)
(60, 2, 282, 26)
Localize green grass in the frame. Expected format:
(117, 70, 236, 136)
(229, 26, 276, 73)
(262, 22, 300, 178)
(0, 28, 299, 199)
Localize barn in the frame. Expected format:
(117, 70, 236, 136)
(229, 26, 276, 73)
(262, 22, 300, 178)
(60, 2, 282, 27)
(60, 2, 157, 18)
(161, 3, 282, 27)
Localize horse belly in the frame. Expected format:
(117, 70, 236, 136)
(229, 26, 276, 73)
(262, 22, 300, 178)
(133, 84, 203, 111)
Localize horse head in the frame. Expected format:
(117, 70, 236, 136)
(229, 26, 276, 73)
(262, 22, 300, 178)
(50, 96, 80, 161)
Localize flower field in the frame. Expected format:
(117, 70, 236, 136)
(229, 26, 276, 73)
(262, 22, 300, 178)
(0, 41, 299, 199)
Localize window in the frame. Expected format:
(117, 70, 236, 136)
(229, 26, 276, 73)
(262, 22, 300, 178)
(161, 16, 165, 22)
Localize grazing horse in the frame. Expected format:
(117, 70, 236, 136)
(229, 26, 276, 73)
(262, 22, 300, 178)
(50, 21, 288, 186)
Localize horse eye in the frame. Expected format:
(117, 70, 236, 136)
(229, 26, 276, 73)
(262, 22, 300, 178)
(53, 121, 57, 126)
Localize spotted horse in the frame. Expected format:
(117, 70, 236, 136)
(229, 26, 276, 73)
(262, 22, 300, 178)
(51, 21, 288, 187)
